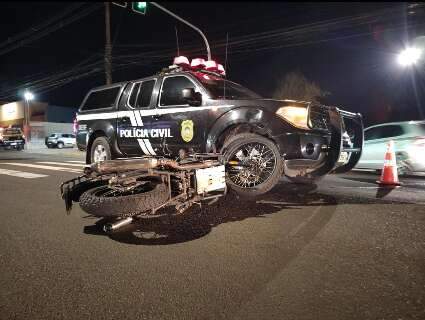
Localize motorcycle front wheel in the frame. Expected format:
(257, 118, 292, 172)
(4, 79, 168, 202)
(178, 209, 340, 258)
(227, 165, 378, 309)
(79, 180, 169, 217)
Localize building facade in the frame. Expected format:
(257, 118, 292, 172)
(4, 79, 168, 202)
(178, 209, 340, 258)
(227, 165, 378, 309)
(0, 101, 78, 141)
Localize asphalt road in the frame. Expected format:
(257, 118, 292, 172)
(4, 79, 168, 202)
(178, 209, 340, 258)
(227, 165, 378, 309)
(0, 148, 424, 320)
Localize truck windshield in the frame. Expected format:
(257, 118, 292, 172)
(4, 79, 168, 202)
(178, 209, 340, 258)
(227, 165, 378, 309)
(193, 72, 261, 100)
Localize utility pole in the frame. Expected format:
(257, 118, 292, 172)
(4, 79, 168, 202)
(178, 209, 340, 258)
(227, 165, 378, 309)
(104, 2, 112, 85)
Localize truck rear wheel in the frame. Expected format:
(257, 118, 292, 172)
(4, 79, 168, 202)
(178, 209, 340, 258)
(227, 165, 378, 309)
(79, 180, 169, 217)
(90, 137, 111, 163)
(223, 133, 283, 198)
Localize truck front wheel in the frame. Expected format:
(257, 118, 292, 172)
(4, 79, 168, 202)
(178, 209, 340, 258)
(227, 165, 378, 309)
(90, 137, 112, 163)
(222, 133, 283, 198)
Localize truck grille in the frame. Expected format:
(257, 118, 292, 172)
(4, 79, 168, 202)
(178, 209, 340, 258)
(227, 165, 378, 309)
(3, 136, 21, 141)
(308, 104, 330, 131)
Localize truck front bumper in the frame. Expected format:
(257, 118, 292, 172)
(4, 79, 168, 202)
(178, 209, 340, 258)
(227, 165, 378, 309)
(273, 107, 364, 179)
(0, 139, 25, 149)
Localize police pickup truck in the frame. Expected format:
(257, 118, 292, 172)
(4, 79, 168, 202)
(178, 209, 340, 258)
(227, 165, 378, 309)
(75, 57, 363, 197)
(0, 127, 25, 151)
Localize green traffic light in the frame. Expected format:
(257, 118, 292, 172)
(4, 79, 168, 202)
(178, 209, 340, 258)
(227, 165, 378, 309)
(132, 2, 147, 14)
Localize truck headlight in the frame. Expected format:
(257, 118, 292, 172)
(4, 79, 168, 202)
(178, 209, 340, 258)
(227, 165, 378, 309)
(275, 106, 309, 130)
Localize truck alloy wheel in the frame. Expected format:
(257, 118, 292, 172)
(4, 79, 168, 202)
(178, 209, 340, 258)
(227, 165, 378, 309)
(90, 137, 111, 163)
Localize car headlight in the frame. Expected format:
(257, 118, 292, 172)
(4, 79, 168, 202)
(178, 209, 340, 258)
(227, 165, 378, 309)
(275, 106, 310, 130)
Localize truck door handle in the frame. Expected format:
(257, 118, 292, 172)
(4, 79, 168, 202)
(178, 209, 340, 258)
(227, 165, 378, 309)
(153, 114, 162, 120)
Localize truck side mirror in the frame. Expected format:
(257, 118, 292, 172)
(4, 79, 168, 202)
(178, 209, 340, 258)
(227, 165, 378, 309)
(182, 88, 202, 106)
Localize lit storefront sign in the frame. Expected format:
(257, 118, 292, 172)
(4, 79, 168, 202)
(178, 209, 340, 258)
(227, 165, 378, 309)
(0, 102, 24, 122)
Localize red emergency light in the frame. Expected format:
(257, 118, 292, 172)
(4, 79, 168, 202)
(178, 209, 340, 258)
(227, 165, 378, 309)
(217, 64, 226, 76)
(204, 60, 218, 72)
(190, 58, 205, 69)
(173, 56, 190, 67)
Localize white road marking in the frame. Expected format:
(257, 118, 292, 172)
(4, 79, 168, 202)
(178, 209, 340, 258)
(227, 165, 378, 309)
(0, 168, 48, 179)
(66, 161, 86, 164)
(37, 161, 84, 167)
(1, 163, 82, 173)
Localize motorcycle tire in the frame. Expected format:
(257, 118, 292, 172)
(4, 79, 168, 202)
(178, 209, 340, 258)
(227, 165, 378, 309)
(79, 180, 169, 217)
(222, 133, 283, 198)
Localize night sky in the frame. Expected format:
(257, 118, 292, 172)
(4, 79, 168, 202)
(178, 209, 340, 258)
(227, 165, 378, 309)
(1, 2, 425, 126)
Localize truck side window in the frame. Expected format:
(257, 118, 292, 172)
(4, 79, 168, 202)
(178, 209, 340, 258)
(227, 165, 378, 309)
(160, 76, 196, 106)
(128, 83, 141, 108)
(81, 86, 121, 111)
(136, 80, 155, 109)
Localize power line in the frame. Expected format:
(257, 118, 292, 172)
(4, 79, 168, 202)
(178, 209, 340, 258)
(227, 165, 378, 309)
(0, 3, 103, 57)
(0, 3, 85, 50)
(1, 3, 423, 99)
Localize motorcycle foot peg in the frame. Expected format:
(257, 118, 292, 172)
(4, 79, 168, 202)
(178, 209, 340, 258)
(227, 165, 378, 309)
(103, 217, 134, 233)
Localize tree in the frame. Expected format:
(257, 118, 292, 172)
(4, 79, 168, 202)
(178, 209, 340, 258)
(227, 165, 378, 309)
(273, 71, 330, 103)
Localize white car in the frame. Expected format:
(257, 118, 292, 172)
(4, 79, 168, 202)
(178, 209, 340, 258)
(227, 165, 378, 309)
(356, 121, 425, 174)
(45, 133, 76, 149)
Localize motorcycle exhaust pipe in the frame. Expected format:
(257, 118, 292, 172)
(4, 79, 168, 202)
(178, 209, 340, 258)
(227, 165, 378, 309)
(91, 158, 160, 174)
(103, 217, 134, 233)
(91, 158, 220, 174)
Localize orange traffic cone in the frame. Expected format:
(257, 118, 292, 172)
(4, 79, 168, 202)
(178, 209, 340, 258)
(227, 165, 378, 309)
(377, 140, 401, 187)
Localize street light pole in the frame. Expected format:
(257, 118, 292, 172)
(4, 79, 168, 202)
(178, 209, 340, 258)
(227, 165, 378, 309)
(150, 2, 211, 61)
(23, 91, 34, 143)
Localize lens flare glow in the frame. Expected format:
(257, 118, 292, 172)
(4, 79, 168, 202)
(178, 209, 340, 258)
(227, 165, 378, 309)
(397, 47, 422, 66)
(24, 91, 34, 100)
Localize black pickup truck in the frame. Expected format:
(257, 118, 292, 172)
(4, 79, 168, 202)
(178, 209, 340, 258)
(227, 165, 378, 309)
(0, 127, 25, 151)
(75, 62, 363, 197)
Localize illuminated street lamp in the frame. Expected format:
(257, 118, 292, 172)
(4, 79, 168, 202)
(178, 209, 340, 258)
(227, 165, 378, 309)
(24, 91, 34, 101)
(397, 47, 422, 66)
(23, 90, 34, 143)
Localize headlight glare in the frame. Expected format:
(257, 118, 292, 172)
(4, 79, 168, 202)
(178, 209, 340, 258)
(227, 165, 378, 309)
(275, 106, 309, 130)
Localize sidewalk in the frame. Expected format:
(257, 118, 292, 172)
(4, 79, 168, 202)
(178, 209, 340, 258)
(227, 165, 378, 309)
(23, 140, 84, 158)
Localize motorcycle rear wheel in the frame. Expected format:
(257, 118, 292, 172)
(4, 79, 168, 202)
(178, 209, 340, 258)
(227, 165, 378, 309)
(79, 180, 169, 217)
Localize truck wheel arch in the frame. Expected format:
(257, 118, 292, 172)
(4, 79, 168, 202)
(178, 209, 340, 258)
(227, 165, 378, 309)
(206, 107, 274, 153)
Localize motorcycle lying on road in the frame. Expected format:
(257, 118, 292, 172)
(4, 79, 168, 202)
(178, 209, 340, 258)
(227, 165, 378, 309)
(60, 154, 227, 233)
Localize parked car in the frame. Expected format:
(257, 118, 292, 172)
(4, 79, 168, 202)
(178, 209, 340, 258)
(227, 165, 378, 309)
(45, 133, 76, 149)
(356, 121, 425, 174)
(0, 127, 25, 151)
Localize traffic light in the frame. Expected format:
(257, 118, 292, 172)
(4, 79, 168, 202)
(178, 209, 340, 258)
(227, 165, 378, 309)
(112, 2, 127, 8)
(132, 2, 147, 15)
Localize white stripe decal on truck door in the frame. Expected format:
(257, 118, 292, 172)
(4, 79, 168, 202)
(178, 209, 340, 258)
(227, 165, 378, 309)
(135, 110, 144, 126)
(132, 110, 151, 155)
(143, 139, 156, 155)
(137, 140, 151, 155)
(77, 105, 234, 121)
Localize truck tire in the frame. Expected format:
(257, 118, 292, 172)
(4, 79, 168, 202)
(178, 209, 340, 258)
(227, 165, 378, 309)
(79, 180, 169, 217)
(222, 133, 283, 198)
(90, 136, 111, 163)
(57, 142, 64, 149)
